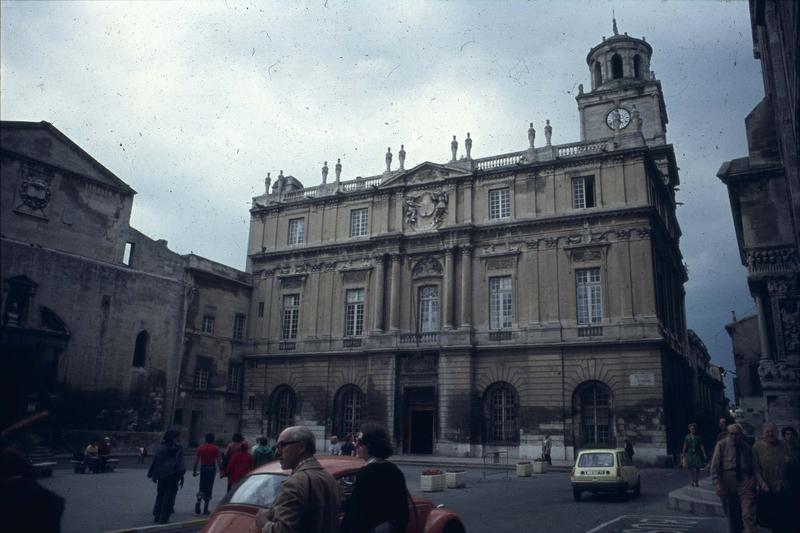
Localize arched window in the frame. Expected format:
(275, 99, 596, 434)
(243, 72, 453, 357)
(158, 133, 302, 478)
(270, 385, 296, 436)
(611, 54, 623, 79)
(334, 385, 364, 438)
(132, 331, 148, 367)
(484, 382, 518, 444)
(633, 55, 642, 79)
(593, 62, 602, 88)
(577, 381, 612, 447)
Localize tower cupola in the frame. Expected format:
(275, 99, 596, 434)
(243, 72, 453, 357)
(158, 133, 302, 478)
(586, 20, 653, 91)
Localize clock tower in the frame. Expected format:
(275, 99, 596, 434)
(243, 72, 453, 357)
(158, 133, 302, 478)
(577, 20, 668, 146)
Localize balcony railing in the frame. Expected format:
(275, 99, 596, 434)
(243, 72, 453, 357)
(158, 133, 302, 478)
(343, 338, 363, 348)
(488, 330, 513, 341)
(577, 326, 603, 337)
(278, 341, 297, 351)
(399, 332, 440, 345)
(556, 139, 608, 158)
(475, 151, 525, 170)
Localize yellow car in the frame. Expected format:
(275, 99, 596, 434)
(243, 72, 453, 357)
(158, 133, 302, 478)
(570, 448, 641, 501)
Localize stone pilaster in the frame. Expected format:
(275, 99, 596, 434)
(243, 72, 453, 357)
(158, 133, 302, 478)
(460, 246, 472, 328)
(443, 247, 455, 329)
(389, 255, 402, 331)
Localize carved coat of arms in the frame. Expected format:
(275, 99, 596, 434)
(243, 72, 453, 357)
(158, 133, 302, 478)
(404, 190, 448, 231)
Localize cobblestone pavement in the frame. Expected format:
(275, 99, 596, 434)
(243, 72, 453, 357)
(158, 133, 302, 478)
(40, 459, 730, 533)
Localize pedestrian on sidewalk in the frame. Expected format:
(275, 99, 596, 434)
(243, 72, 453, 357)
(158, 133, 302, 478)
(223, 440, 253, 492)
(542, 433, 552, 465)
(252, 436, 274, 467)
(681, 423, 707, 487)
(147, 429, 186, 525)
(341, 424, 409, 533)
(753, 422, 791, 532)
(624, 438, 635, 462)
(340, 433, 355, 457)
(710, 423, 757, 533)
(193, 433, 221, 515)
(717, 417, 730, 443)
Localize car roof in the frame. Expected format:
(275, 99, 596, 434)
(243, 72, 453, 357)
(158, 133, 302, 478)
(577, 448, 625, 454)
(250, 456, 365, 477)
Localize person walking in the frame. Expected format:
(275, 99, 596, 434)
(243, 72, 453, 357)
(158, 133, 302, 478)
(710, 423, 757, 533)
(717, 417, 730, 443)
(340, 434, 355, 457)
(252, 436, 274, 467)
(753, 422, 791, 532)
(682, 423, 708, 487)
(341, 424, 409, 533)
(192, 433, 221, 515)
(147, 429, 186, 524)
(542, 433, 552, 465)
(624, 439, 635, 461)
(254, 426, 340, 533)
(223, 440, 253, 492)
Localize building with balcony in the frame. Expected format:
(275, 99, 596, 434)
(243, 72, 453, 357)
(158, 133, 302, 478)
(240, 23, 696, 463)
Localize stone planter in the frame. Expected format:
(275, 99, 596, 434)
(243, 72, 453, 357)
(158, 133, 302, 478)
(533, 460, 548, 474)
(446, 470, 466, 489)
(421, 472, 446, 492)
(516, 462, 533, 477)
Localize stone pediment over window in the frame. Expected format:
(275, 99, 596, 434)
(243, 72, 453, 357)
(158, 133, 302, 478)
(380, 162, 471, 188)
(412, 257, 443, 278)
(278, 273, 307, 288)
(564, 242, 610, 265)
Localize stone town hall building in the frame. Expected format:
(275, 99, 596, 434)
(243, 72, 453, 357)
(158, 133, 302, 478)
(239, 26, 694, 463)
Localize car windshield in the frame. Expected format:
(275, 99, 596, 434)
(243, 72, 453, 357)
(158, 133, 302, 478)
(223, 473, 287, 507)
(578, 453, 614, 467)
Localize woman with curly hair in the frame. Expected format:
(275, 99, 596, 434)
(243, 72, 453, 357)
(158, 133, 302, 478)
(681, 422, 707, 487)
(341, 424, 409, 533)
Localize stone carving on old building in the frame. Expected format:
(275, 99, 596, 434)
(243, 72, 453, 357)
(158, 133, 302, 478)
(759, 358, 800, 386)
(16, 174, 52, 216)
(746, 247, 799, 274)
(399, 145, 406, 170)
(528, 122, 536, 148)
(322, 161, 329, 184)
(450, 135, 458, 161)
(412, 257, 443, 278)
(404, 190, 449, 230)
(385, 147, 392, 173)
(779, 298, 799, 355)
(335, 158, 342, 183)
(265, 172, 272, 193)
(401, 353, 438, 374)
(545, 120, 552, 146)
(341, 270, 369, 283)
(465, 133, 472, 159)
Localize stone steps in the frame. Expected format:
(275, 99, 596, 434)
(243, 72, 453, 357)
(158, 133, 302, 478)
(667, 477, 724, 517)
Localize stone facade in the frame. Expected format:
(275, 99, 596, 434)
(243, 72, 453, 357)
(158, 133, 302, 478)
(718, 0, 799, 433)
(725, 315, 767, 438)
(241, 25, 699, 463)
(1, 121, 249, 441)
(687, 330, 727, 449)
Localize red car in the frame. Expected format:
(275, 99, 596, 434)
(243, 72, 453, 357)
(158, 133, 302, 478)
(201, 456, 465, 533)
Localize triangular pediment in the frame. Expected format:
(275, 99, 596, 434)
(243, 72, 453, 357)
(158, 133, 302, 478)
(0, 121, 134, 195)
(380, 161, 473, 188)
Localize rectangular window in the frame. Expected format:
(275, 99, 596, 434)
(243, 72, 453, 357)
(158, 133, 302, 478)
(489, 188, 510, 219)
(572, 176, 596, 209)
(287, 218, 305, 245)
(282, 294, 300, 339)
(233, 313, 246, 340)
(248, 395, 256, 410)
(227, 363, 242, 392)
(123, 242, 135, 266)
(576, 268, 602, 325)
(350, 208, 369, 237)
(257, 301, 265, 318)
(194, 359, 211, 390)
(489, 276, 513, 329)
(419, 286, 440, 332)
(345, 289, 365, 336)
(202, 316, 215, 335)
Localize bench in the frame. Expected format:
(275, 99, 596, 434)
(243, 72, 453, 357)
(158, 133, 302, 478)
(33, 461, 57, 478)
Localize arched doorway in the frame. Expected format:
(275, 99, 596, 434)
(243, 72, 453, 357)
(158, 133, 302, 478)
(333, 385, 364, 438)
(574, 381, 613, 448)
(269, 385, 296, 437)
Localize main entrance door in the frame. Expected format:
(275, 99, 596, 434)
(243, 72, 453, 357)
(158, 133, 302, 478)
(403, 386, 435, 454)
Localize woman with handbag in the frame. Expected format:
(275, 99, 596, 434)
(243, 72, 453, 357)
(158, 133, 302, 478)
(681, 423, 707, 487)
(341, 424, 409, 533)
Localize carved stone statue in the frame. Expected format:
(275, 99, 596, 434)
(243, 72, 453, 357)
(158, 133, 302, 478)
(544, 120, 552, 146)
(631, 105, 642, 132)
(610, 108, 621, 133)
(264, 172, 271, 193)
(450, 135, 458, 161)
(385, 147, 392, 172)
(399, 144, 406, 170)
(335, 158, 342, 182)
(404, 196, 418, 225)
(464, 133, 472, 159)
(322, 161, 329, 183)
(528, 122, 536, 148)
(578, 83, 584, 95)
(272, 170, 284, 193)
(433, 191, 449, 225)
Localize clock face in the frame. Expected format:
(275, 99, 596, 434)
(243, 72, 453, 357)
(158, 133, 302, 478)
(606, 107, 631, 130)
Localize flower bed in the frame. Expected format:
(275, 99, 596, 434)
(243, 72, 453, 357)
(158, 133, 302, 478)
(533, 459, 548, 474)
(421, 469, 446, 492)
(446, 469, 466, 489)
(516, 461, 533, 477)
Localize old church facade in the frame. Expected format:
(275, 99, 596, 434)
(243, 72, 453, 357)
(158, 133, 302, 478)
(240, 27, 695, 463)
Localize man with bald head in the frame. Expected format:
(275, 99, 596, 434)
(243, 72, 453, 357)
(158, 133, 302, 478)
(255, 426, 340, 533)
(711, 423, 757, 533)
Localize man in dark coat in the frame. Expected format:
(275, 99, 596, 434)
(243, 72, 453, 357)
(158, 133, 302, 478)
(147, 429, 186, 524)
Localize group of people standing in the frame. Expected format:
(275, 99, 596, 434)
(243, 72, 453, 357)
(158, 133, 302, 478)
(681, 418, 799, 533)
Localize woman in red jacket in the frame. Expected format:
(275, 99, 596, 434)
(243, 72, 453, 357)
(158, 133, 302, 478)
(223, 441, 253, 492)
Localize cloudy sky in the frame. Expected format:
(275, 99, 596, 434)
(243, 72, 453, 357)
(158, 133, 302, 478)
(1, 0, 762, 394)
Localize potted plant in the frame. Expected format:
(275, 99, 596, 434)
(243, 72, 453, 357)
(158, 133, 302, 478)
(533, 457, 548, 474)
(421, 468, 446, 492)
(516, 460, 533, 477)
(446, 469, 466, 489)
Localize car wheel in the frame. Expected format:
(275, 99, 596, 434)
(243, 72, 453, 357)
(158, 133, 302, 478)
(442, 520, 466, 533)
(573, 488, 582, 501)
(633, 478, 641, 497)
